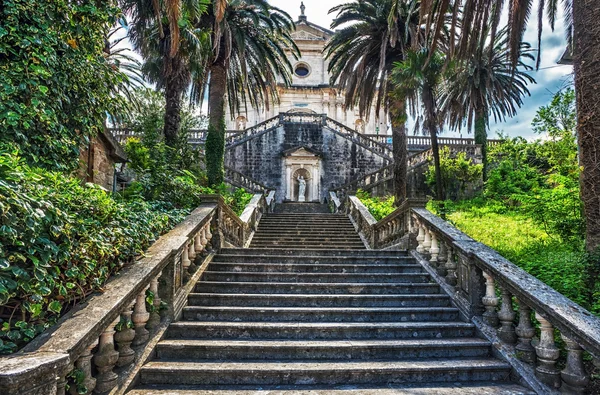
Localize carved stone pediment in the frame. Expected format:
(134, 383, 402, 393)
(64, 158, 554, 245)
(282, 146, 322, 158)
(291, 30, 325, 41)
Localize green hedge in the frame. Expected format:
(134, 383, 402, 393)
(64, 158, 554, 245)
(0, 147, 188, 353)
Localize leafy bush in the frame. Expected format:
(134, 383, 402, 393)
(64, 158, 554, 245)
(425, 147, 483, 200)
(356, 190, 396, 221)
(0, 0, 128, 172)
(0, 146, 188, 353)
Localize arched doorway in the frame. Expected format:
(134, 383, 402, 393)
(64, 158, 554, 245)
(292, 168, 311, 202)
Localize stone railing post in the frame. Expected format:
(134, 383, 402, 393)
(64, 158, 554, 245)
(560, 334, 590, 393)
(114, 301, 136, 368)
(445, 246, 458, 287)
(514, 299, 536, 364)
(131, 287, 150, 347)
(481, 271, 499, 327)
(416, 224, 425, 253)
(93, 318, 120, 394)
(437, 241, 448, 277)
(422, 229, 432, 255)
(497, 289, 517, 344)
(146, 272, 162, 329)
(71, 340, 97, 395)
(429, 231, 439, 264)
(534, 312, 561, 389)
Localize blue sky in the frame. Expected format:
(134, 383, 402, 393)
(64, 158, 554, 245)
(274, 0, 574, 140)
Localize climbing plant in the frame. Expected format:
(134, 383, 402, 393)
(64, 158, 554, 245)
(0, 0, 127, 172)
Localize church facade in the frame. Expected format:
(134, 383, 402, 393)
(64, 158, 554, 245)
(224, 4, 389, 136)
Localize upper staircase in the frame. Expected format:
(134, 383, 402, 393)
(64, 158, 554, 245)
(130, 208, 535, 394)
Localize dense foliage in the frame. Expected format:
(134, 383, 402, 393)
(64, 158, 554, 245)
(0, 146, 188, 353)
(0, 0, 128, 172)
(355, 190, 396, 221)
(425, 147, 483, 200)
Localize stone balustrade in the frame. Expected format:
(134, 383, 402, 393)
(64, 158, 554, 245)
(224, 166, 273, 194)
(0, 193, 273, 395)
(324, 118, 393, 161)
(410, 207, 600, 394)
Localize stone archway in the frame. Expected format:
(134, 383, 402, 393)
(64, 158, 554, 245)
(292, 168, 311, 202)
(283, 146, 322, 202)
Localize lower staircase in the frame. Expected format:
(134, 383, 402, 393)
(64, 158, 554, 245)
(130, 207, 534, 394)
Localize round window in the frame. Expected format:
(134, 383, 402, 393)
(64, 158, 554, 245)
(294, 64, 310, 77)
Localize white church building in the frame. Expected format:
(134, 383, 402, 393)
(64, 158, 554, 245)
(225, 3, 389, 137)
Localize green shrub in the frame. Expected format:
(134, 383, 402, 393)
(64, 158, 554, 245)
(425, 147, 483, 200)
(356, 190, 396, 221)
(0, 146, 188, 353)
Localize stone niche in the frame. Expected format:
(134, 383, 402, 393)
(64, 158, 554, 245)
(283, 146, 321, 202)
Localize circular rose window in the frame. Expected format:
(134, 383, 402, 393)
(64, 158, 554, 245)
(294, 64, 310, 77)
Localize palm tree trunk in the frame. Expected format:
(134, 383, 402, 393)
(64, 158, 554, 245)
(423, 85, 444, 201)
(163, 54, 187, 147)
(206, 60, 228, 186)
(474, 107, 488, 181)
(390, 101, 407, 206)
(574, 0, 600, 253)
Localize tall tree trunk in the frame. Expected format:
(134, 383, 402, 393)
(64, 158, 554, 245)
(163, 54, 187, 147)
(390, 100, 407, 206)
(423, 85, 443, 201)
(206, 60, 228, 186)
(574, 0, 600, 253)
(474, 106, 488, 181)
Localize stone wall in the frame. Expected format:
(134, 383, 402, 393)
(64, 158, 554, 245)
(79, 131, 127, 191)
(225, 122, 388, 202)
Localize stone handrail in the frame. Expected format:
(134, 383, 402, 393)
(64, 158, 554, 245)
(324, 118, 393, 161)
(345, 196, 426, 250)
(224, 166, 273, 193)
(410, 207, 600, 393)
(0, 194, 273, 395)
(108, 128, 239, 145)
(225, 116, 282, 147)
(0, 200, 220, 395)
(328, 191, 342, 213)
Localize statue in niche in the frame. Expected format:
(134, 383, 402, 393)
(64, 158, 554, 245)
(297, 176, 306, 202)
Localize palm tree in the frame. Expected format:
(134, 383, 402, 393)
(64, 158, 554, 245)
(439, 28, 536, 179)
(391, 49, 446, 201)
(325, 0, 422, 205)
(201, 0, 298, 186)
(121, 0, 210, 146)
(414, 0, 600, 253)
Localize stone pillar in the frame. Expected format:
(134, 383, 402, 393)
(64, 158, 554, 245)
(534, 312, 561, 388)
(481, 271, 499, 327)
(93, 318, 120, 394)
(146, 273, 162, 329)
(497, 289, 517, 344)
(132, 287, 150, 347)
(445, 246, 458, 287)
(429, 232, 439, 264)
(514, 299, 536, 364)
(560, 334, 590, 393)
(114, 302, 136, 368)
(312, 166, 319, 201)
(416, 224, 426, 253)
(72, 340, 97, 395)
(286, 165, 292, 200)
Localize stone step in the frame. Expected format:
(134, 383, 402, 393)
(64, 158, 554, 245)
(249, 244, 366, 250)
(139, 359, 512, 386)
(187, 293, 451, 307)
(218, 248, 410, 257)
(166, 321, 477, 340)
(250, 235, 362, 241)
(154, 338, 492, 361)
(249, 240, 365, 247)
(207, 262, 425, 273)
(182, 306, 460, 322)
(200, 272, 431, 284)
(129, 382, 536, 395)
(195, 281, 440, 295)
(212, 255, 411, 264)
(256, 225, 357, 230)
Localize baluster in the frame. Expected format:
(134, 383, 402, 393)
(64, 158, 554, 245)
(514, 299, 536, 364)
(445, 246, 458, 286)
(534, 312, 561, 388)
(188, 238, 196, 260)
(429, 231, 439, 264)
(437, 241, 448, 277)
(131, 287, 150, 347)
(93, 318, 120, 394)
(422, 228, 432, 254)
(57, 363, 72, 395)
(181, 242, 191, 275)
(416, 224, 426, 253)
(71, 340, 97, 395)
(560, 334, 590, 393)
(497, 289, 517, 344)
(146, 272, 162, 329)
(194, 230, 203, 254)
(481, 271, 499, 327)
(114, 301, 136, 368)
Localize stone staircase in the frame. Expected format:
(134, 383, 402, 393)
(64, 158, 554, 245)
(130, 212, 535, 394)
(249, 205, 365, 250)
